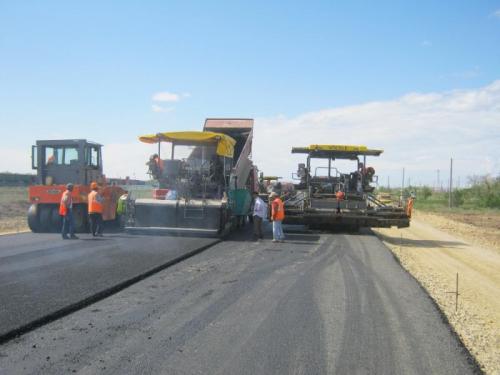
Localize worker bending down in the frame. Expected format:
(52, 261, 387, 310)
(88, 182, 104, 237)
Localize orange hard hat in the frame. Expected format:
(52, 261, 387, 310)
(90, 182, 98, 190)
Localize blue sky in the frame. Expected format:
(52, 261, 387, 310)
(1, 1, 499, 184)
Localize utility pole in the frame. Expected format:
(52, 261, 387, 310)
(449, 158, 453, 208)
(436, 169, 440, 191)
(387, 176, 390, 189)
(400, 167, 405, 204)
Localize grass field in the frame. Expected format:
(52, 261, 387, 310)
(0, 186, 29, 233)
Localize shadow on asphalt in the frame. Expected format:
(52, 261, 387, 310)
(78, 238, 113, 242)
(376, 232, 466, 248)
(283, 233, 321, 243)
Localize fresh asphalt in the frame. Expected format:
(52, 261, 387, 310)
(0, 226, 478, 374)
(0, 232, 217, 341)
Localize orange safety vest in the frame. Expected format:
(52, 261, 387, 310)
(88, 190, 103, 214)
(336, 191, 345, 200)
(59, 190, 72, 216)
(406, 198, 414, 218)
(271, 198, 285, 221)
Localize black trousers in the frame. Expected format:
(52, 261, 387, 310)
(89, 213, 103, 235)
(253, 215, 263, 239)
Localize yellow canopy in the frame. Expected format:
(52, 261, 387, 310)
(292, 144, 383, 158)
(308, 145, 368, 152)
(139, 131, 236, 158)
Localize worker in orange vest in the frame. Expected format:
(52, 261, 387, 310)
(269, 192, 285, 243)
(59, 183, 78, 239)
(88, 181, 104, 237)
(336, 189, 345, 214)
(406, 195, 415, 218)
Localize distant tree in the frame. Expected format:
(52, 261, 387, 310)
(421, 186, 432, 200)
(467, 174, 500, 208)
(452, 189, 465, 206)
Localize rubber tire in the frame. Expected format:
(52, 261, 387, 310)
(73, 204, 88, 233)
(27, 204, 40, 233)
(50, 206, 62, 232)
(39, 205, 52, 232)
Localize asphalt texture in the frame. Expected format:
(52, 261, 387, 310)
(0, 232, 217, 340)
(0, 226, 478, 374)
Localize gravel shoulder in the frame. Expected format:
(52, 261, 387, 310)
(374, 210, 500, 375)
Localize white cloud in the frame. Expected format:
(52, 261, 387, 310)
(152, 91, 180, 102)
(85, 81, 500, 186)
(151, 91, 190, 112)
(252, 80, 500, 187)
(492, 9, 500, 18)
(151, 104, 174, 113)
(420, 40, 432, 47)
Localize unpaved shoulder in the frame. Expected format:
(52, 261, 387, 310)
(374, 216, 500, 375)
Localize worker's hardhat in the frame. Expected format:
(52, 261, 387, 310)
(269, 192, 278, 198)
(66, 183, 74, 190)
(90, 182, 98, 190)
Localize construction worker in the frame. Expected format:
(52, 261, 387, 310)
(88, 182, 104, 237)
(406, 194, 415, 218)
(252, 191, 266, 241)
(269, 192, 285, 243)
(147, 154, 164, 180)
(336, 189, 345, 214)
(59, 183, 78, 239)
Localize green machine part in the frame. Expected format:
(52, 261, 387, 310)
(229, 189, 252, 216)
(116, 194, 128, 215)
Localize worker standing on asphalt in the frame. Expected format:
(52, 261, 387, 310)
(269, 192, 285, 243)
(252, 191, 266, 241)
(88, 182, 104, 237)
(59, 183, 78, 240)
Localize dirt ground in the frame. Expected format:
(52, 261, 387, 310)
(0, 186, 29, 234)
(374, 210, 500, 375)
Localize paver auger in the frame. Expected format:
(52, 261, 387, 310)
(283, 145, 410, 230)
(125, 118, 257, 236)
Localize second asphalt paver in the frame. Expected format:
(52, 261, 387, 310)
(0, 228, 477, 374)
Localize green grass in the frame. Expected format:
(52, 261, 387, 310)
(376, 180, 500, 215)
(0, 186, 28, 204)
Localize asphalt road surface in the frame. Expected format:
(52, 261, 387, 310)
(0, 229, 477, 374)
(0, 232, 217, 339)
